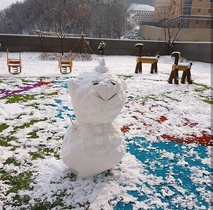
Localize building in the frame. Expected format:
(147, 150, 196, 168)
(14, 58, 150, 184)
(154, 0, 213, 28)
(128, 4, 154, 25)
(181, 0, 212, 28)
(153, 0, 170, 22)
(139, 0, 213, 41)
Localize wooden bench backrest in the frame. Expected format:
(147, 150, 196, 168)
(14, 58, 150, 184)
(137, 57, 158, 64)
(7, 48, 21, 67)
(58, 51, 72, 68)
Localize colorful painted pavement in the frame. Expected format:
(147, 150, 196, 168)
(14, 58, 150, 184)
(0, 77, 212, 210)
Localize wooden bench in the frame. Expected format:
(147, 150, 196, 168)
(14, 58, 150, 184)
(135, 43, 159, 74)
(7, 49, 22, 74)
(136, 56, 159, 74)
(58, 51, 72, 74)
(168, 51, 193, 84)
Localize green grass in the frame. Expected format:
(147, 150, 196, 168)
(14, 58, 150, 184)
(4, 194, 31, 209)
(0, 123, 9, 132)
(29, 151, 45, 160)
(193, 82, 212, 92)
(11, 118, 48, 134)
(145, 94, 161, 101)
(29, 146, 60, 160)
(1, 170, 34, 208)
(0, 135, 17, 147)
(6, 94, 36, 103)
(1, 169, 89, 210)
(117, 74, 133, 80)
(4, 157, 21, 166)
(27, 130, 41, 138)
(202, 99, 213, 104)
(1, 170, 34, 195)
(192, 83, 213, 104)
(162, 94, 181, 102)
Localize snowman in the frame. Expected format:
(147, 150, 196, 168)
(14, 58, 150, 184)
(61, 58, 127, 178)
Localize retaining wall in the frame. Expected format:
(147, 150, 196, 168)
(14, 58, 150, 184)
(0, 34, 212, 63)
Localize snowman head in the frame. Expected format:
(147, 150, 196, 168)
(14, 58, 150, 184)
(68, 58, 127, 124)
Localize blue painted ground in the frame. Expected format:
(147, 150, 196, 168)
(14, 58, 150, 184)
(115, 137, 212, 210)
(53, 78, 212, 210)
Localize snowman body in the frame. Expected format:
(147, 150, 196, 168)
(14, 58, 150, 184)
(62, 59, 127, 178)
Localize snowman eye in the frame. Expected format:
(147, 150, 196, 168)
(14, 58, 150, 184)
(93, 81, 99, 85)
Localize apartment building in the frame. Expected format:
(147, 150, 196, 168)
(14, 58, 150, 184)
(140, 0, 212, 41)
(153, 0, 170, 21)
(187, 0, 212, 28)
(154, 0, 213, 28)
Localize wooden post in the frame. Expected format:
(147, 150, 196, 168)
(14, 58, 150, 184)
(135, 43, 143, 73)
(181, 71, 187, 84)
(173, 52, 179, 84)
(183, 62, 193, 84)
(168, 51, 180, 84)
(186, 67, 193, 84)
(150, 56, 159, 74)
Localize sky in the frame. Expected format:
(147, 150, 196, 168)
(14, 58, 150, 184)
(0, 0, 24, 11)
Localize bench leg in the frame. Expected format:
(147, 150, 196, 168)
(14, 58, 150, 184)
(168, 70, 174, 83)
(135, 63, 138, 73)
(181, 71, 187, 84)
(186, 69, 192, 84)
(174, 69, 179, 84)
(154, 62, 158, 73)
(135, 62, 142, 74)
(138, 62, 142, 73)
(150, 63, 154, 74)
(150, 62, 158, 74)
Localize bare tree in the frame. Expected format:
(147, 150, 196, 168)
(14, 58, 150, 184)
(90, 0, 107, 38)
(0, 2, 25, 34)
(90, 0, 128, 38)
(22, 0, 47, 34)
(156, 0, 191, 54)
(44, 0, 76, 55)
(74, 3, 92, 34)
(1, 0, 130, 41)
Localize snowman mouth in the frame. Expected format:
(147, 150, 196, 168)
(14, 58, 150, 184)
(96, 92, 117, 101)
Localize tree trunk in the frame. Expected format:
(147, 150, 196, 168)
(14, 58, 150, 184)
(167, 40, 173, 55)
(60, 37, 64, 56)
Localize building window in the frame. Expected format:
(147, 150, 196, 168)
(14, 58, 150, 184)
(183, 19, 189, 28)
(197, 8, 201, 13)
(206, 20, 210, 25)
(199, 0, 202, 2)
(184, 0, 192, 4)
(208, 9, 212, 13)
(195, 20, 199, 24)
(183, 0, 192, 15)
(210, 0, 213, 2)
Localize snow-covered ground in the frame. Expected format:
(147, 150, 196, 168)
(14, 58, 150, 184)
(0, 52, 212, 209)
